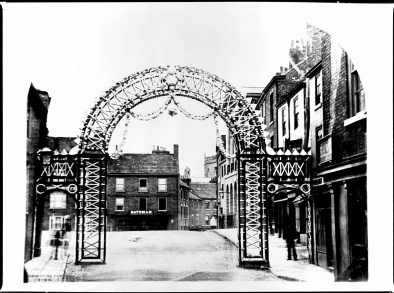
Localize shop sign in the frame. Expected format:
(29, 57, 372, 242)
(129, 210, 152, 215)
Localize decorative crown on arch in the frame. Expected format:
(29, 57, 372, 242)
(79, 65, 270, 153)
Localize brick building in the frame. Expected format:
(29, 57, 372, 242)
(255, 24, 367, 281)
(190, 182, 217, 229)
(309, 32, 367, 281)
(106, 145, 181, 231)
(26, 84, 51, 261)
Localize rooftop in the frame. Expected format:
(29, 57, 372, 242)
(108, 153, 179, 175)
(191, 182, 217, 200)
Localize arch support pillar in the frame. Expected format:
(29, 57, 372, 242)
(76, 153, 107, 264)
(238, 154, 269, 269)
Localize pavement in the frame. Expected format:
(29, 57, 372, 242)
(24, 229, 334, 282)
(210, 228, 334, 282)
(24, 231, 74, 282)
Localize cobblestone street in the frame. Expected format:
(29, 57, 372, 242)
(66, 231, 280, 282)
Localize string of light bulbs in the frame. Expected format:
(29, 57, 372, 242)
(111, 95, 236, 159)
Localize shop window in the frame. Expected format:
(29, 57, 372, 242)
(158, 198, 167, 211)
(139, 178, 147, 192)
(116, 178, 125, 192)
(50, 216, 64, 230)
(294, 97, 299, 129)
(158, 178, 167, 192)
(115, 197, 124, 211)
(50, 191, 66, 209)
(139, 198, 147, 211)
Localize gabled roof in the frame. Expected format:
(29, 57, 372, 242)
(191, 182, 217, 200)
(108, 153, 179, 175)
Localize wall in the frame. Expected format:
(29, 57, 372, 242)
(25, 84, 50, 262)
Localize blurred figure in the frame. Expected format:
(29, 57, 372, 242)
(53, 230, 61, 260)
(62, 215, 72, 257)
(285, 224, 298, 261)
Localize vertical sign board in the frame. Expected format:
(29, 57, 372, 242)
(76, 155, 107, 263)
(238, 154, 269, 268)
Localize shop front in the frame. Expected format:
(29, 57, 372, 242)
(110, 211, 170, 231)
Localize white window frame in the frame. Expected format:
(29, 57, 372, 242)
(115, 197, 124, 211)
(158, 197, 167, 211)
(139, 178, 147, 192)
(50, 216, 64, 230)
(50, 191, 67, 209)
(158, 178, 167, 192)
(116, 178, 125, 192)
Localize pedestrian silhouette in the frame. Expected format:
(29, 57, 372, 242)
(53, 230, 61, 260)
(285, 224, 298, 260)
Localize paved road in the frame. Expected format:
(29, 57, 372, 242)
(66, 230, 279, 281)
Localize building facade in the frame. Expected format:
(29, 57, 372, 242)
(106, 145, 180, 231)
(26, 84, 51, 261)
(255, 24, 367, 281)
(190, 182, 217, 229)
(178, 177, 190, 230)
(309, 33, 367, 281)
(204, 154, 217, 180)
(217, 132, 238, 229)
(40, 137, 79, 233)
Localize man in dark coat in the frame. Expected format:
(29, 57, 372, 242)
(285, 224, 298, 260)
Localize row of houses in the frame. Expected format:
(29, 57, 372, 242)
(217, 24, 367, 281)
(37, 143, 218, 234)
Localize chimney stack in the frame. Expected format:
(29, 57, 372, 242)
(174, 144, 179, 159)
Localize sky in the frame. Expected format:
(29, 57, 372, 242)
(3, 2, 394, 291)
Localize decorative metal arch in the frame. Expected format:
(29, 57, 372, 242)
(76, 65, 273, 267)
(80, 65, 269, 154)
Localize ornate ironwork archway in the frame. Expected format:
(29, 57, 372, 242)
(30, 65, 312, 268)
(75, 65, 276, 267)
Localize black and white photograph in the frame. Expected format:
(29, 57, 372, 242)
(2, 2, 393, 292)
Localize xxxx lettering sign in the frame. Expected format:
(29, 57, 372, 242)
(268, 155, 311, 183)
(40, 155, 78, 182)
